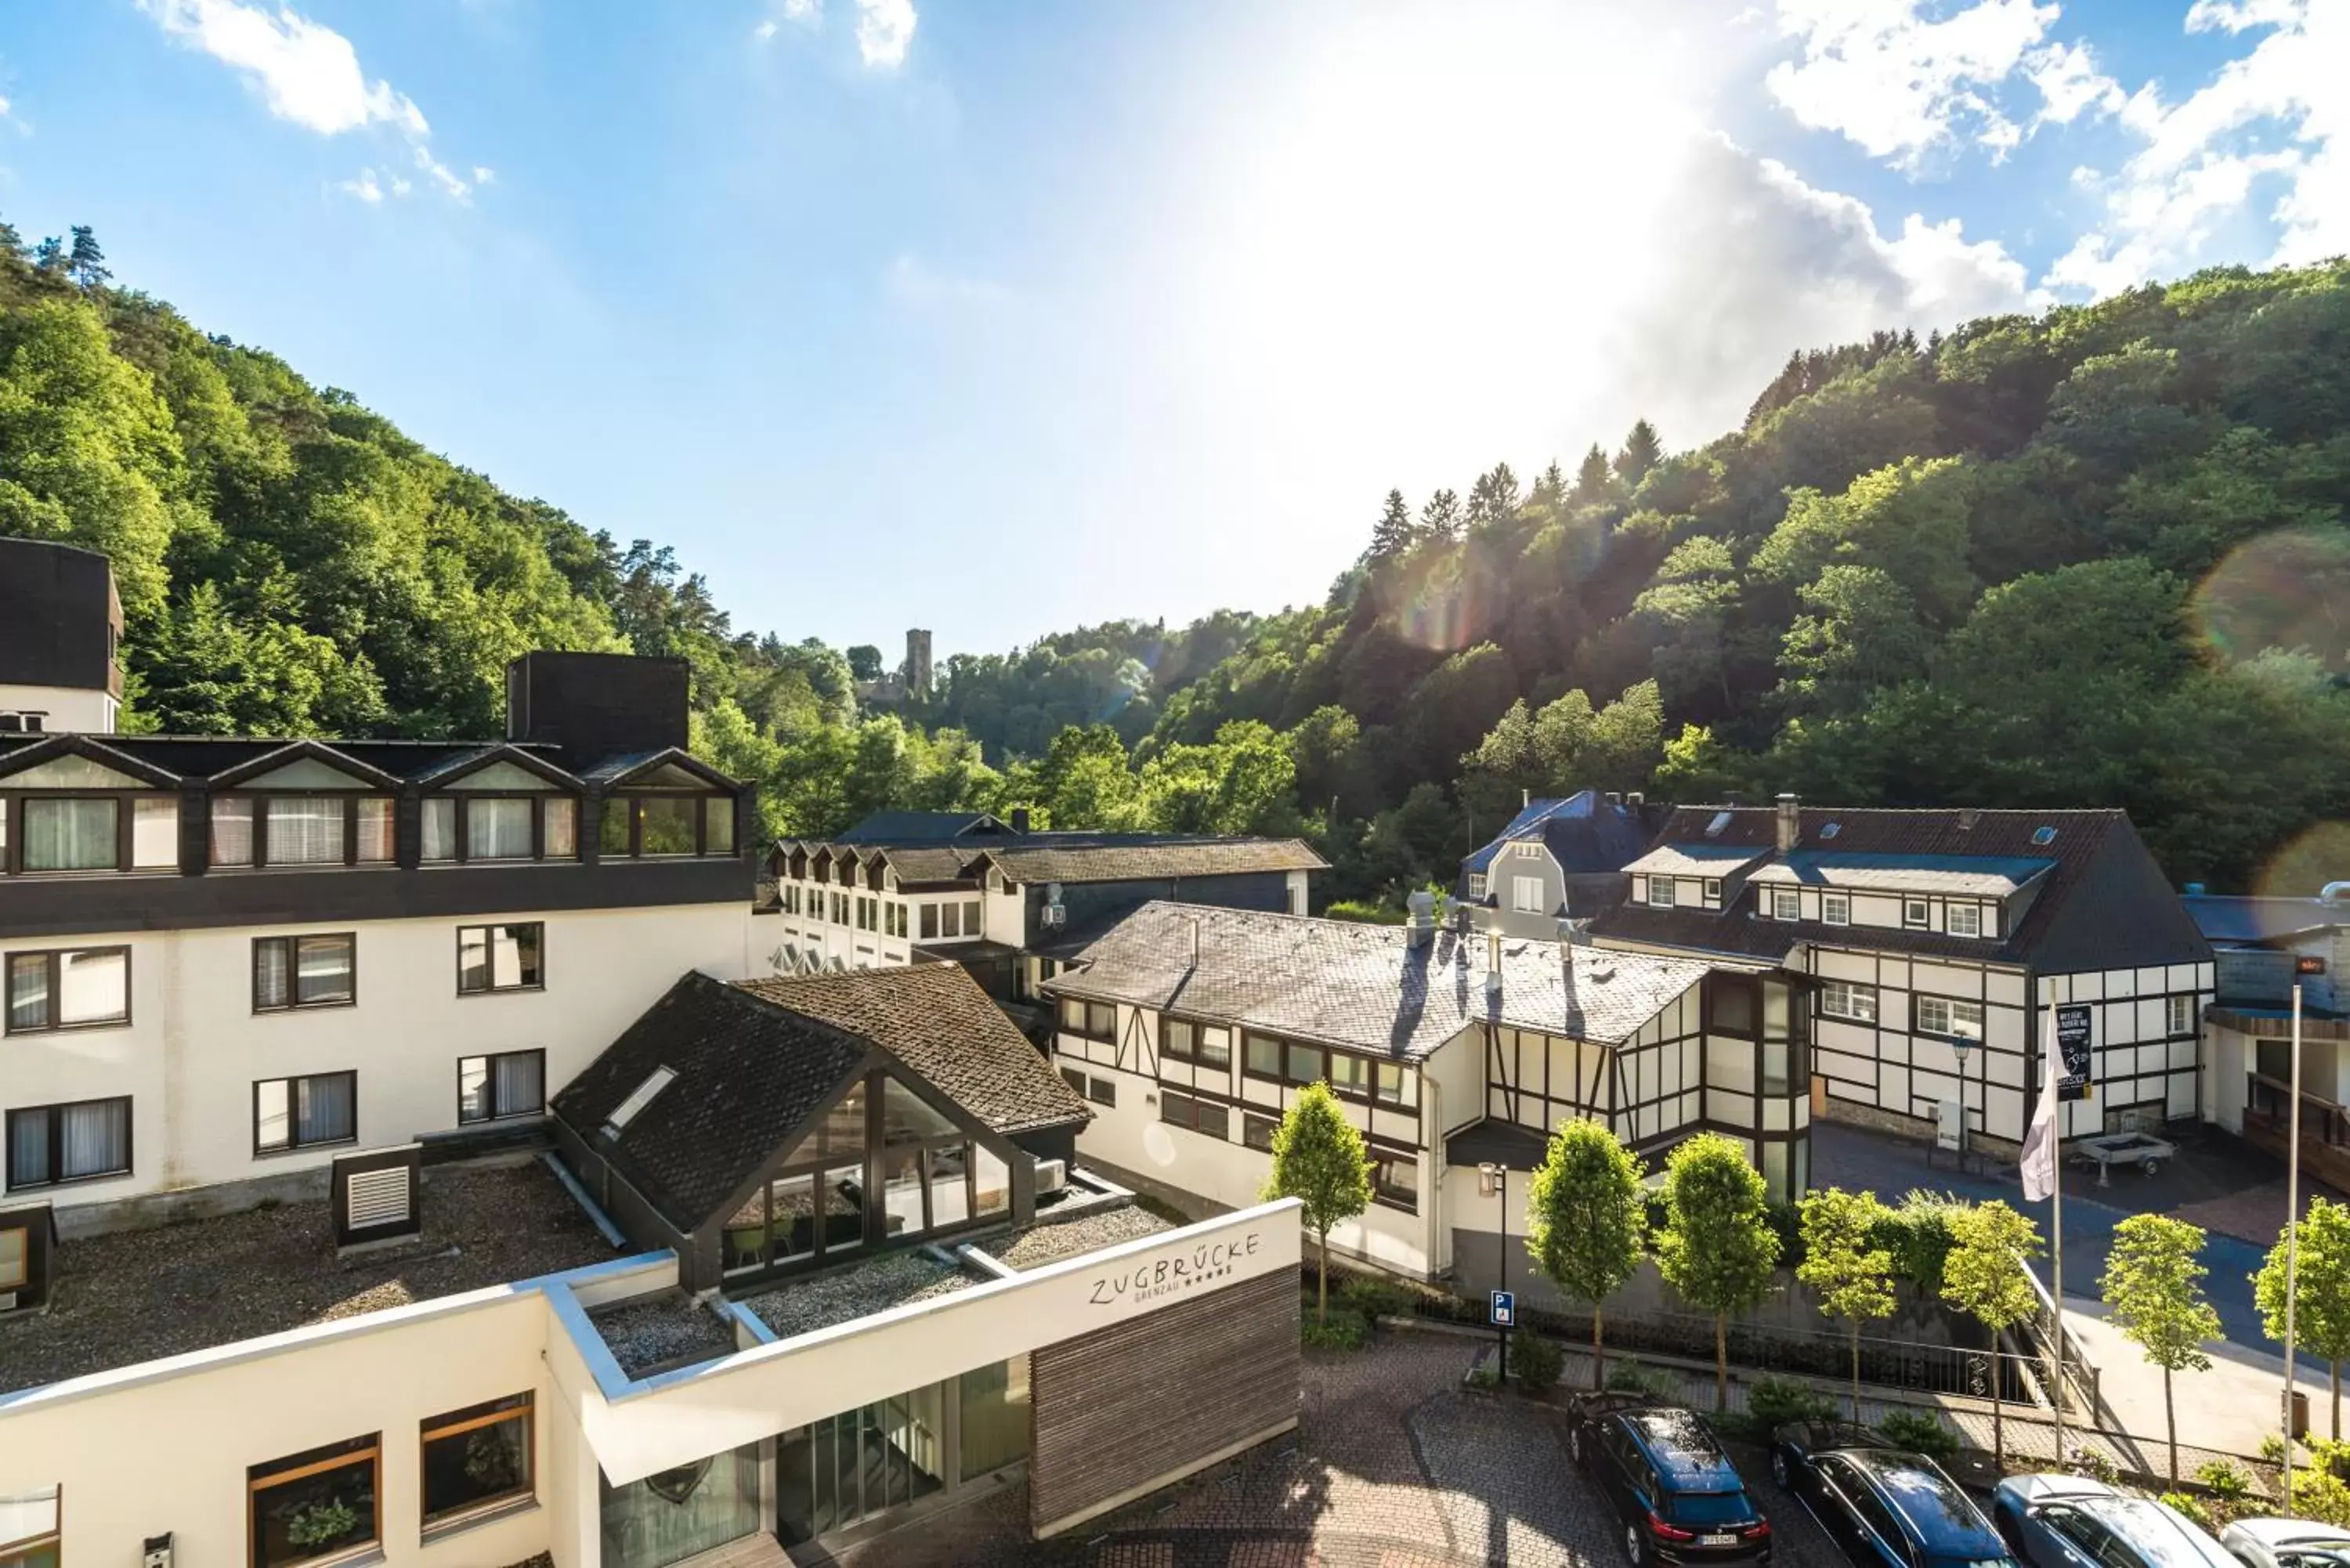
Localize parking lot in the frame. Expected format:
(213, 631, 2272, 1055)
(841, 1331, 1853, 1567)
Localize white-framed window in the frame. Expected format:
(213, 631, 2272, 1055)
(1915, 995, 1984, 1042)
(1822, 892, 1851, 926)
(1947, 903, 1983, 938)
(1511, 876, 1545, 914)
(1903, 898, 1930, 928)
(2166, 995, 2194, 1036)
(1647, 876, 1677, 910)
(1704, 878, 1722, 902)
(1512, 842, 1543, 859)
(1466, 873, 1487, 901)
(1820, 980, 1878, 1024)
(1771, 887, 1800, 921)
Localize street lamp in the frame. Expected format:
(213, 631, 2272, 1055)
(1479, 1160, 1509, 1380)
(1949, 1036, 1972, 1174)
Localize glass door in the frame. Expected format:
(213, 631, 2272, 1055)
(776, 1384, 945, 1545)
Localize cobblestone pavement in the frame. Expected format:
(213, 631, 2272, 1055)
(831, 1331, 1848, 1568)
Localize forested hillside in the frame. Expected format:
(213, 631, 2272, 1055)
(5, 216, 2348, 901)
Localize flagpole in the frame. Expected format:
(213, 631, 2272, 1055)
(2047, 977, 2066, 1468)
(2286, 981, 2304, 1511)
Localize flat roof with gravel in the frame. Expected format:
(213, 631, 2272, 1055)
(1, 1158, 614, 1394)
(590, 1291, 739, 1378)
(737, 1249, 984, 1342)
(978, 1205, 1174, 1273)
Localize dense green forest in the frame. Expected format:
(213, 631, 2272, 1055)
(6, 215, 2350, 900)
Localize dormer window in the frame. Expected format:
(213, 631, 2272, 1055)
(208, 754, 395, 869)
(1947, 903, 1983, 938)
(0, 754, 182, 876)
(1770, 887, 1799, 921)
(1647, 876, 1677, 909)
(596, 762, 737, 860)
(421, 760, 580, 865)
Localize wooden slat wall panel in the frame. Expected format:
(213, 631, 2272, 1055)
(1029, 1268, 1300, 1534)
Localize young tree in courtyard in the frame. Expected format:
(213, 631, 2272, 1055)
(1657, 1133, 1781, 1410)
(1798, 1187, 1895, 1420)
(1526, 1119, 1647, 1389)
(2256, 1197, 2350, 1440)
(1262, 1082, 1372, 1327)
(1940, 1200, 2044, 1465)
(2102, 1213, 2221, 1486)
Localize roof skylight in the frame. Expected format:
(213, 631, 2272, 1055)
(1705, 811, 1732, 837)
(2032, 826, 2058, 845)
(1820, 822, 1840, 840)
(603, 1066, 677, 1138)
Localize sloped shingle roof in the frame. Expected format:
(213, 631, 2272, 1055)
(737, 962, 1089, 1135)
(981, 838, 1327, 884)
(1044, 901, 1723, 1059)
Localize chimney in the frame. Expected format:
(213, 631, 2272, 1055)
(1775, 793, 1800, 854)
(1485, 930, 1504, 995)
(1406, 888, 1437, 948)
(1606, 791, 1623, 805)
(1009, 806, 1031, 835)
(1522, 788, 1531, 808)
(1626, 791, 1643, 808)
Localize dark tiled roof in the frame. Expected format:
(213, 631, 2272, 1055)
(980, 838, 1327, 883)
(837, 810, 1010, 844)
(1591, 806, 2210, 973)
(551, 971, 869, 1233)
(737, 963, 1090, 1135)
(1044, 902, 1723, 1058)
(1459, 793, 1655, 887)
(0, 732, 733, 790)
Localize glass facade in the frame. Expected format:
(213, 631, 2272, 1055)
(599, 1445, 761, 1568)
(777, 1385, 947, 1544)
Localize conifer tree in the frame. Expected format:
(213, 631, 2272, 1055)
(31, 234, 65, 272)
(1369, 488, 1415, 562)
(1614, 419, 1662, 488)
(1571, 443, 1613, 504)
(67, 226, 109, 288)
(1419, 488, 1461, 544)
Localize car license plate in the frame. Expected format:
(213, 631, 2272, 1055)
(1700, 1534, 1737, 1547)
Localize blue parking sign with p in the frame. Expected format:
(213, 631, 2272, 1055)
(1490, 1290, 1515, 1327)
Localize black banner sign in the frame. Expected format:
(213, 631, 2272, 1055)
(2055, 1003, 2093, 1102)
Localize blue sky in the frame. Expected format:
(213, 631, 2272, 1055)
(0, 2, 2337, 661)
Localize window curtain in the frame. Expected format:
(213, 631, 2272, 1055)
(295, 938, 352, 1005)
(23, 799, 117, 872)
(421, 799, 457, 862)
(266, 797, 345, 865)
(6, 954, 49, 1031)
(468, 799, 533, 860)
(6, 1110, 48, 1187)
(131, 797, 179, 869)
(60, 1099, 125, 1179)
(704, 798, 735, 855)
(543, 798, 578, 859)
(255, 941, 291, 1010)
(494, 1051, 544, 1116)
(57, 949, 126, 1025)
(598, 1445, 761, 1568)
(210, 797, 254, 866)
(297, 1075, 355, 1145)
(355, 798, 394, 862)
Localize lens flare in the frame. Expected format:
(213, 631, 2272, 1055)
(2192, 526, 2350, 671)
(1376, 551, 1499, 652)
(2255, 822, 2350, 901)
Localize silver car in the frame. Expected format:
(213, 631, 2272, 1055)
(2220, 1518, 2350, 1568)
(1991, 1475, 2237, 1568)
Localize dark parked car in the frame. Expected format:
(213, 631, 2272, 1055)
(1770, 1420, 2017, 1568)
(1993, 1475, 2237, 1568)
(1566, 1392, 1773, 1567)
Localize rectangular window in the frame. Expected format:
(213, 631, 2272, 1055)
(638, 796, 700, 856)
(1648, 876, 1676, 909)
(254, 1071, 357, 1154)
(0, 1225, 25, 1290)
(1059, 1065, 1085, 1096)
(132, 794, 179, 869)
(0, 1487, 58, 1568)
(920, 903, 939, 939)
(211, 795, 255, 866)
(1904, 898, 1930, 928)
(1164, 1017, 1198, 1062)
(1819, 980, 1878, 1024)
(1947, 902, 1982, 938)
(1159, 1091, 1231, 1140)
(22, 797, 118, 872)
(1374, 1060, 1415, 1106)
(2167, 995, 2193, 1036)
(1370, 1147, 1418, 1211)
(421, 797, 457, 862)
(5, 1097, 131, 1190)
(5, 946, 128, 1033)
(421, 1393, 533, 1529)
(466, 798, 534, 861)
(1466, 873, 1487, 901)
(1915, 995, 1984, 1042)
(1328, 1053, 1372, 1098)
(1822, 891, 1850, 926)
(704, 797, 736, 857)
(1244, 1031, 1282, 1079)
(457, 923, 543, 994)
(1087, 1002, 1115, 1039)
(1771, 887, 1800, 921)
(1286, 1040, 1324, 1085)
(963, 899, 982, 934)
(939, 901, 962, 938)
(1243, 1113, 1278, 1151)
(253, 934, 356, 1013)
(1086, 1075, 1115, 1107)
(265, 796, 346, 865)
(249, 1434, 379, 1568)
(1703, 877, 1722, 902)
(597, 799, 631, 857)
(1511, 876, 1544, 914)
(458, 1050, 546, 1124)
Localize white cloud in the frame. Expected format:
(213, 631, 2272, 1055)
(755, 0, 822, 43)
(884, 252, 1006, 308)
(1764, 0, 2059, 167)
(754, 20, 778, 41)
(140, 0, 489, 203)
(855, 0, 916, 70)
(2049, 0, 2343, 293)
(2022, 38, 2125, 128)
(472, 165, 495, 186)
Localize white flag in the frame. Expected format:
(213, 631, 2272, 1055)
(2021, 1015, 2062, 1201)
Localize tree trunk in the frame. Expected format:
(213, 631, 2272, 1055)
(2164, 1364, 2178, 1489)
(1316, 1225, 1329, 1327)
(1850, 1322, 1863, 1422)
(1593, 1305, 1607, 1392)
(1715, 1313, 1729, 1412)
(1991, 1347, 2005, 1468)
(2334, 1358, 2341, 1443)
